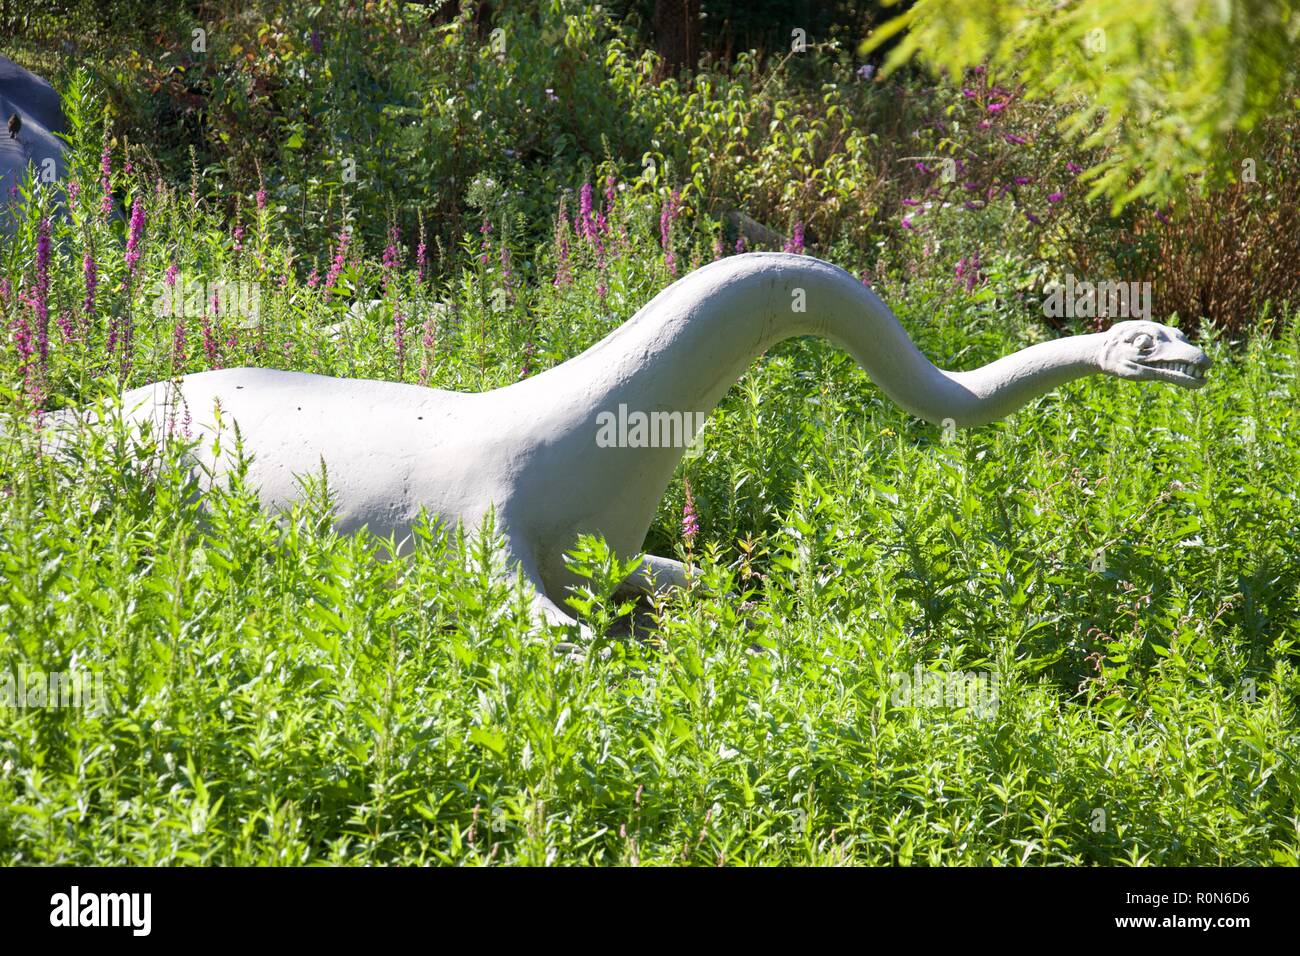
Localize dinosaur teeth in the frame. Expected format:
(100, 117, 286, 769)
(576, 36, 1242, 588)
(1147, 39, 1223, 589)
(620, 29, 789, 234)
(1148, 359, 1204, 378)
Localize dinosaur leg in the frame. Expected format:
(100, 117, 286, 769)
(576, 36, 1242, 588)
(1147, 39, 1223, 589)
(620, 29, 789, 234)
(527, 582, 581, 631)
(499, 536, 591, 642)
(620, 554, 690, 595)
(525, 581, 593, 652)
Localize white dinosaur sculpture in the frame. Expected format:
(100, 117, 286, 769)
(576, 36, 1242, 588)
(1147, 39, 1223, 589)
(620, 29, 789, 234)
(115, 252, 1210, 627)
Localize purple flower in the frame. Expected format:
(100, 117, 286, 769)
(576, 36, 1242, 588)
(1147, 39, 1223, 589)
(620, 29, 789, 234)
(955, 251, 982, 292)
(83, 251, 98, 315)
(323, 226, 351, 300)
(499, 240, 514, 290)
(33, 217, 51, 363)
(125, 197, 146, 275)
(577, 182, 596, 242)
(1004, 133, 1027, 145)
(735, 236, 746, 254)
(1013, 176, 1032, 185)
(201, 290, 221, 368)
(162, 263, 181, 316)
(1066, 161, 1083, 175)
(902, 217, 916, 231)
(856, 64, 875, 81)
(1047, 191, 1064, 203)
(519, 340, 536, 380)
(256, 187, 267, 211)
(902, 198, 922, 207)
(416, 239, 428, 283)
(1025, 211, 1042, 225)
(600, 175, 617, 237)
(682, 478, 699, 546)
(310, 29, 322, 54)
(987, 101, 1007, 113)
(783, 221, 805, 254)
(10, 304, 36, 407)
(419, 311, 437, 385)
(478, 217, 492, 265)
(99, 143, 113, 217)
(382, 224, 401, 291)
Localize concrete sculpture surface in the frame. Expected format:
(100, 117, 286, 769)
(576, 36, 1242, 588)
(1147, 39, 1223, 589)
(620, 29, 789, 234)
(0, 54, 69, 234)
(116, 253, 1211, 626)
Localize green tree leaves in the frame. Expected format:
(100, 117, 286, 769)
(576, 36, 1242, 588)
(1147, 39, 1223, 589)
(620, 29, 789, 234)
(863, 0, 1300, 212)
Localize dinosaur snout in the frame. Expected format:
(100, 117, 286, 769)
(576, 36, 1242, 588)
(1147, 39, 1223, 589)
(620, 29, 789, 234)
(1138, 344, 1211, 388)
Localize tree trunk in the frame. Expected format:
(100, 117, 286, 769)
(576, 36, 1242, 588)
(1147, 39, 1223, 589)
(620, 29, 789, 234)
(653, 0, 700, 78)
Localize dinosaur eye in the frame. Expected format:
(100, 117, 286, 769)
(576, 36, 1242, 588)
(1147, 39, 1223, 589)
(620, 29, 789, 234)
(1132, 333, 1155, 352)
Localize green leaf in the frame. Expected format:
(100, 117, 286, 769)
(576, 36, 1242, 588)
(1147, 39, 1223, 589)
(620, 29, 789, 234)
(469, 727, 505, 755)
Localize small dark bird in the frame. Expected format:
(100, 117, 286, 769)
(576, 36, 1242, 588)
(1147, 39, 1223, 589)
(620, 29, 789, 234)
(7, 113, 19, 139)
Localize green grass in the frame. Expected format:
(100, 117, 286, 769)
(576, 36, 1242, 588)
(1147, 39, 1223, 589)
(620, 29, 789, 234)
(3, 282, 1298, 864)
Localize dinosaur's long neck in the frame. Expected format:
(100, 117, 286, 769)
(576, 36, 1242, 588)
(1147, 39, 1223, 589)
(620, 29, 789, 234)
(505, 253, 1100, 561)
(539, 252, 1099, 426)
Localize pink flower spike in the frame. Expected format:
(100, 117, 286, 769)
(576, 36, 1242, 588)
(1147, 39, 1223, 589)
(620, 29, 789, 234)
(682, 478, 699, 547)
(125, 197, 146, 275)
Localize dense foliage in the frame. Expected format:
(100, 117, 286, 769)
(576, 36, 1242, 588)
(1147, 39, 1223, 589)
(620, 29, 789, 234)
(0, 1, 1297, 865)
(865, 0, 1300, 212)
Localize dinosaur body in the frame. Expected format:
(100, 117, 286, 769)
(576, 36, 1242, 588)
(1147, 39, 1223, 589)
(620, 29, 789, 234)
(118, 253, 1210, 625)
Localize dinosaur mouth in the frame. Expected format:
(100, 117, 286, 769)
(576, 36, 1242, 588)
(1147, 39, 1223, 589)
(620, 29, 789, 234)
(1138, 357, 1209, 386)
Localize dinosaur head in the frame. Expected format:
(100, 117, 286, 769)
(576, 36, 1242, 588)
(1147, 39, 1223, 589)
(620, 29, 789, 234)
(1097, 320, 1211, 389)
